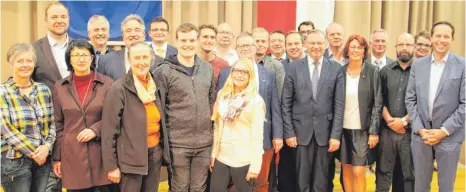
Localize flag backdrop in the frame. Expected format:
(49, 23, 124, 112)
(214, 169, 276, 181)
(61, 1, 162, 41)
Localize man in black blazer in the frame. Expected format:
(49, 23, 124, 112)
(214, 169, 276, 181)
(217, 33, 283, 192)
(282, 30, 344, 192)
(97, 14, 163, 81)
(148, 16, 177, 58)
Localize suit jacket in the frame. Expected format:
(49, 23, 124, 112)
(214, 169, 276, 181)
(343, 62, 383, 134)
(150, 43, 178, 59)
(261, 55, 286, 99)
(405, 53, 465, 143)
(282, 56, 345, 146)
(96, 49, 164, 81)
(266, 53, 288, 61)
(217, 64, 283, 150)
(281, 58, 291, 73)
(32, 36, 73, 91)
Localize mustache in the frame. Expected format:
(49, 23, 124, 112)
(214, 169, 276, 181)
(128, 36, 140, 40)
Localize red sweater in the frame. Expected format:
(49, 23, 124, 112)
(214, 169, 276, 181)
(73, 72, 94, 108)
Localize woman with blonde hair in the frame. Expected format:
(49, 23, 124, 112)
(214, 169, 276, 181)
(210, 58, 266, 192)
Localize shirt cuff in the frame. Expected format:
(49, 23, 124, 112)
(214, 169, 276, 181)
(441, 127, 450, 136)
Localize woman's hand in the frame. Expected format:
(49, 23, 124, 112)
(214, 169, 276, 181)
(245, 172, 258, 181)
(209, 158, 215, 172)
(368, 134, 379, 149)
(53, 161, 62, 178)
(108, 168, 121, 183)
(77, 129, 97, 143)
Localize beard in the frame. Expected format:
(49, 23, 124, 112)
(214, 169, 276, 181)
(397, 52, 413, 63)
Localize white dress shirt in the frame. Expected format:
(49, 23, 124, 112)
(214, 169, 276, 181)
(47, 33, 70, 78)
(371, 54, 387, 69)
(429, 52, 451, 135)
(253, 61, 260, 89)
(214, 48, 239, 66)
(343, 73, 361, 129)
(307, 56, 323, 81)
(124, 48, 130, 73)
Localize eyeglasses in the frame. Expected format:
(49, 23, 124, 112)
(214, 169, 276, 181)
(307, 42, 325, 46)
(150, 28, 168, 32)
(237, 44, 255, 50)
(232, 68, 249, 76)
(415, 43, 432, 48)
(218, 31, 233, 35)
(71, 54, 93, 60)
(300, 30, 312, 35)
(395, 43, 415, 48)
(349, 46, 364, 50)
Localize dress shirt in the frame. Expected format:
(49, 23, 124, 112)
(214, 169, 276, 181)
(215, 48, 239, 66)
(152, 42, 168, 58)
(372, 54, 387, 69)
(307, 56, 323, 81)
(328, 48, 347, 66)
(124, 48, 130, 73)
(380, 61, 411, 118)
(271, 52, 287, 61)
(429, 52, 450, 135)
(47, 33, 70, 78)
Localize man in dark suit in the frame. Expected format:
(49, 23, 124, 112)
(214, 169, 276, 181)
(148, 16, 177, 58)
(252, 27, 285, 99)
(368, 29, 394, 69)
(32, 3, 71, 192)
(282, 30, 344, 192)
(97, 14, 163, 80)
(32, 2, 72, 92)
(268, 30, 288, 61)
(405, 21, 465, 192)
(217, 32, 283, 192)
(281, 31, 305, 73)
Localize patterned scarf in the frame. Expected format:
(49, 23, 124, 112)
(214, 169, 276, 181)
(133, 73, 157, 104)
(219, 88, 250, 122)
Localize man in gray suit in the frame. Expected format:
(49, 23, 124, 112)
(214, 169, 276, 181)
(367, 29, 394, 69)
(97, 14, 163, 80)
(217, 32, 283, 192)
(252, 27, 285, 99)
(282, 30, 345, 192)
(405, 21, 465, 192)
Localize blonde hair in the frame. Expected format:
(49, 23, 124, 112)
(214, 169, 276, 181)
(213, 58, 259, 120)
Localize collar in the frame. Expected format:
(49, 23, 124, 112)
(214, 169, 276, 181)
(47, 33, 69, 47)
(61, 71, 105, 85)
(272, 52, 286, 60)
(5, 77, 37, 90)
(371, 54, 386, 63)
(95, 46, 111, 54)
(389, 60, 412, 70)
(431, 52, 450, 64)
(307, 56, 324, 66)
(152, 42, 168, 51)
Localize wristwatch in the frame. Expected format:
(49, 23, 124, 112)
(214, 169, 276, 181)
(401, 117, 408, 127)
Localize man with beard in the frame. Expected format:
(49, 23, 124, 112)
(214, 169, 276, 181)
(252, 27, 285, 98)
(268, 30, 287, 61)
(376, 33, 416, 192)
(217, 32, 283, 192)
(32, 2, 72, 92)
(97, 14, 163, 80)
(87, 15, 111, 68)
(324, 22, 346, 65)
(197, 24, 229, 97)
(215, 23, 238, 66)
(149, 16, 178, 58)
(368, 29, 394, 69)
(31, 3, 70, 191)
(414, 31, 432, 59)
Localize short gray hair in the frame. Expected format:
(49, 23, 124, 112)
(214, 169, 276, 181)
(120, 14, 145, 34)
(370, 29, 388, 41)
(126, 42, 153, 62)
(7, 43, 36, 64)
(87, 15, 109, 31)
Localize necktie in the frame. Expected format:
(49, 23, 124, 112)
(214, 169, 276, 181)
(312, 61, 320, 99)
(156, 47, 164, 57)
(374, 59, 382, 67)
(277, 57, 283, 61)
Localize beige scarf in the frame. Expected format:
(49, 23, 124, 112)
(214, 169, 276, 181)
(133, 73, 157, 104)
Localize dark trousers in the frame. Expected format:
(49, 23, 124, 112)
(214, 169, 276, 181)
(210, 160, 253, 192)
(391, 157, 405, 192)
(277, 144, 297, 192)
(170, 146, 211, 192)
(296, 136, 329, 192)
(45, 161, 61, 192)
(67, 184, 118, 192)
(268, 152, 278, 192)
(120, 145, 163, 192)
(376, 128, 414, 192)
(1, 157, 51, 192)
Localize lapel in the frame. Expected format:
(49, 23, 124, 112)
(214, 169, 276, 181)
(116, 50, 126, 75)
(301, 57, 313, 94)
(40, 37, 62, 79)
(316, 57, 330, 100)
(257, 66, 267, 99)
(262, 56, 273, 71)
(421, 55, 432, 113)
(434, 54, 454, 101)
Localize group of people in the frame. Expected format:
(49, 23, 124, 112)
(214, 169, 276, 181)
(1, 2, 464, 192)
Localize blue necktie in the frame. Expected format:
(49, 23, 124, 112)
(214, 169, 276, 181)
(312, 61, 320, 99)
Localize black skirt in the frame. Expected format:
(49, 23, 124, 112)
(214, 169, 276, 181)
(339, 128, 374, 166)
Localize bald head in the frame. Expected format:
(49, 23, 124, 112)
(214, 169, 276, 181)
(395, 33, 415, 63)
(217, 23, 234, 48)
(326, 22, 345, 48)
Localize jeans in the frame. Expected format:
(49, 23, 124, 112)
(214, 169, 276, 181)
(170, 146, 211, 192)
(1, 157, 51, 192)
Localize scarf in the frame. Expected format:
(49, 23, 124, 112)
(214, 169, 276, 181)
(219, 88, 250, 122)
(133, 73, 157, 104)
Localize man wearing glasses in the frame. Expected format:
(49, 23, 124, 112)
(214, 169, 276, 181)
(215, 23, 239, 66)
(148, 16, 178, 58)
(414, 30, 432, 59)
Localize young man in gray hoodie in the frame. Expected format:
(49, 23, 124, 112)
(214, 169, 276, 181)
(154, 23, 214, 192)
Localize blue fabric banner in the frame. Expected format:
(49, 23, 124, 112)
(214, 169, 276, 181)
(61, 1, 162, 41)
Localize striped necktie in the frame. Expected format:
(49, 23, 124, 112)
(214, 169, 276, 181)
(312, 61, 320, 99)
